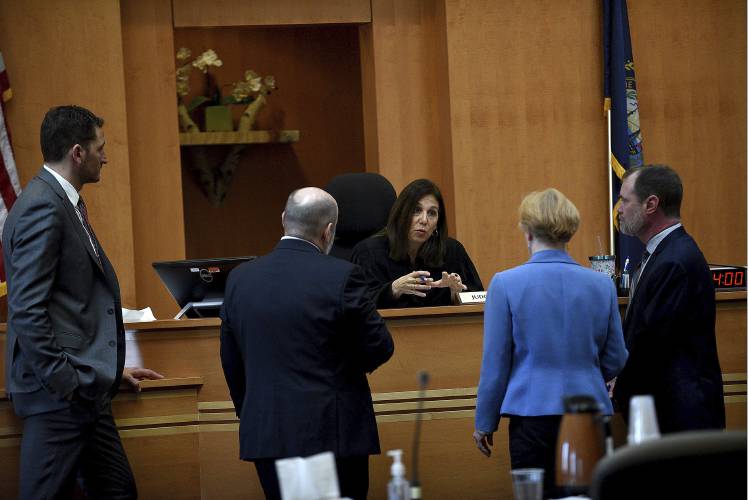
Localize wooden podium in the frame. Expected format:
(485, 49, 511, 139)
(1, 293, 745, 499)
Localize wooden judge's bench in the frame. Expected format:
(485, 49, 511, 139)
(1, 292, 745, 499)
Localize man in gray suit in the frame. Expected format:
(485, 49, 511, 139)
(3, 105, 162, 499)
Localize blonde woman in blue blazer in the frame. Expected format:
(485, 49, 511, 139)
(473, 188, 628, 497)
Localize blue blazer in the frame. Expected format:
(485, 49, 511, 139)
(475, 250, 628, 433)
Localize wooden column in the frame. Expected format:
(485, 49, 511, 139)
(0, 0, 137, 306)
(120, 0, 187, 318)
(360, 0, 456, 232)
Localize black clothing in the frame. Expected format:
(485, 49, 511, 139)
(613, 227, 725, 432)
(220, 238, 393, 475)
(351, 235, 483, 308)
(18, 400, 136, 499)
(508, 415, 562, 499)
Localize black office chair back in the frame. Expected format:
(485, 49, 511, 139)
(325, 172, 396, 260)
(589, 430, 746, 500)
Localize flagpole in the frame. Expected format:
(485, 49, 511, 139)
(606, 111, 614, 255)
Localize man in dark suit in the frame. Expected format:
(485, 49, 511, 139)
(220, 187, 394, 500)
(3, 105, 163, 499)
(613, 164, 725, 433)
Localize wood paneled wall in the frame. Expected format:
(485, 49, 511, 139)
(361, 0, 456, 221)
(0, 0, 138, 306)
(175, 26, 366, 259)
(0, 0, 744, 323)
(120, 0, 187, 318)
(173, 0, 371, 27)
(368, 0, 746, 287)
(627, 0, 747, 265)
(443, 0, 610, 280)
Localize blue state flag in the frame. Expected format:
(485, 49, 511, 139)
(603, 0, 645, 271)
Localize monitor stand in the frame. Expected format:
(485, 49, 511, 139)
(174, 300, 223, 320)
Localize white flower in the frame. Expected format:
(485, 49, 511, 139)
(176, 47, 192, 61)
(192, 49, 223, 73)
(175, 64, 193, 97)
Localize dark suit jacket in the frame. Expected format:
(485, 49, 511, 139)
(219, 238, 394, 460)
(613, 227, 725, 432)
(2, 168, 125, 417)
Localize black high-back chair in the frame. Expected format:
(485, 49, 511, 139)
(325, 172, 396, 261)
(589, 430, 747, 500)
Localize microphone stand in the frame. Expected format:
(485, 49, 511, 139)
(410, 371, 429, 500)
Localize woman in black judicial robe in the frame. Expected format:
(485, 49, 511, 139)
(351, 179, 483, 308)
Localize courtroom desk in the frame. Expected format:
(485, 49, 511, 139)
(0, 292, 745, 499)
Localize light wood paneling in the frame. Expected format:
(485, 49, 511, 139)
(173, 0, 371, 27)
(444, 0, 609, 286)
(199, 431, 264, 499)
(363, 0, 746, 288)
(174, 26, 365, 260)
(376, 417, 510, 499)
(627, 0, 747, 265)
(1, 293, 744, 498)
(120, 0, 187, 318)
(714, 300, 747, 374)
(124, 433, 201, 499)
(361, 0, 455, 221)
(0, 0, 137, 305)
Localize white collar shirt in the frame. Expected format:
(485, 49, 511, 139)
(640, 222, 682, 274)
(43, 164, 99, 258)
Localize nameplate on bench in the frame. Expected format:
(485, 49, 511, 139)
(458, 291, 487, 304)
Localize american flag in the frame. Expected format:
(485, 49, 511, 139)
(0, 52, 22, 295)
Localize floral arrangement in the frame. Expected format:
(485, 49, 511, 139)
(175, 47, 276, 133)
(226, 70, 276, 104)
(174, 47, 279, 205)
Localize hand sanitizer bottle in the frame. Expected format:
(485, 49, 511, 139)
(387, 449, 411, 500)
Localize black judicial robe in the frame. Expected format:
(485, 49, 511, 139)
(351, 235, 483, 309)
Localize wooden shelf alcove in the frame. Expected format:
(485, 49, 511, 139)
(179, 130, 300, 146)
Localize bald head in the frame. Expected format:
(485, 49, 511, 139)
(282, 187, 338, 251)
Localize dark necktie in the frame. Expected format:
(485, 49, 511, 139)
(77, 197, 101, 262)
(629, 250, 651, 299)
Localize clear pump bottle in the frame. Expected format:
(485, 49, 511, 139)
(387, 449, 411, 500)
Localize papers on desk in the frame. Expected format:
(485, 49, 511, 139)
(122, 307, 157, 322)
(275, 451, 350, 500)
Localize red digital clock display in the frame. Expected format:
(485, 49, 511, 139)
(710, 265, 748, 290)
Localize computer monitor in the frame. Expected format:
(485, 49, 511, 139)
(152, 256, 255, 319)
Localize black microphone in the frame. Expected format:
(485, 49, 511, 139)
(411, 370, 429, 500)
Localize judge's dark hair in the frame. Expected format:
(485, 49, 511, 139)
(385, 179, 447, 266)
(623, 164, 683, 218)
(40, 105, 104, 163)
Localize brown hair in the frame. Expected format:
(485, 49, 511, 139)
(623, 164, 683, 218)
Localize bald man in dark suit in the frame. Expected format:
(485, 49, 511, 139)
(220, 187, 394, 500)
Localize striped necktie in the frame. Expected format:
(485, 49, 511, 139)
(77, 197, 101, 262)
(629, 250, 651, 299)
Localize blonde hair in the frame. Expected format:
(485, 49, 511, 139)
(518, 188, 580, 243)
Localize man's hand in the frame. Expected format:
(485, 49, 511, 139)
(122, 367, 164, 392)
(606, 377, 617, 398)
(473, 429, 494, 457)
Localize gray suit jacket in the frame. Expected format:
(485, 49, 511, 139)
(3, 168, 125, 417)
